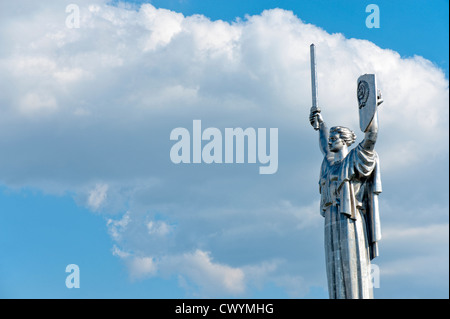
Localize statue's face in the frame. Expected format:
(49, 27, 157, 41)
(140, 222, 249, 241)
(328, 133, 345, 153)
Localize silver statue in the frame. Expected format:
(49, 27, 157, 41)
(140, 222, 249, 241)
(309, 44, 382, 299)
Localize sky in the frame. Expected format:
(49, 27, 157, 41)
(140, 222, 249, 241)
(0, 0, 448, 299)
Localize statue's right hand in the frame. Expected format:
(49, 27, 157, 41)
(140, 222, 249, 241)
(309, 107, 322, 127)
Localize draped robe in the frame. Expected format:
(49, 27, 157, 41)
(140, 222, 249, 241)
(319, 142, 382, 299)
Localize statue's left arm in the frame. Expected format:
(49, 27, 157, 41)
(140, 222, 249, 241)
(361, 112, 378, 151)
(358, 111, 382, 260)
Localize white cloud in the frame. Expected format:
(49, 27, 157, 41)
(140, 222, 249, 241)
(87, 183, 109, 211)
(112, 245, 157, 279)
(113, 248, 246, 295)
(147, 221, 172, 236)
(383, 224, 449, 243)
(128, 256, 158, 279)
(139, 5, 184, 51)
(165, 250, 246, 296)
(107, 211, 130, 241)
(0, 0, 447, 297)
(381, 223, 449, 276)
(278, 200, 321, 230)
(112, 244, 130, 258)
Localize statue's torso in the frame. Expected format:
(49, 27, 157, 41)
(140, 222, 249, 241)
(320, 161, 341, 210)
(319, 151, 367, 215)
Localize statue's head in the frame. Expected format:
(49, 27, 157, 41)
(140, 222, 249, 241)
(328, 126, 356, 153)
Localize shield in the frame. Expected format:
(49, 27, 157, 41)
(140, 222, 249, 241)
(357, 74, 380, 132)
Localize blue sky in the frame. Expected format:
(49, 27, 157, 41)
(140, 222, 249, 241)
(143, 0, 449, 75)
(0, 0, 448, 299)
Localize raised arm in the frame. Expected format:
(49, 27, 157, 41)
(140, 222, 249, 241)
(310, 108, 332, 159)
(361, 112, 378, 151)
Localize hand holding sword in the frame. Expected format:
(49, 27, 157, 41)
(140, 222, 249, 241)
(309, 44, 323, 130)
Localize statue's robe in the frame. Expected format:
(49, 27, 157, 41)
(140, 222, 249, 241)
(319, 142, 382, 299)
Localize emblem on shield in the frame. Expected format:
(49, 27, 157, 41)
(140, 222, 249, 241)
(357, 74, 381, 132)
(357, 80, 370, 109)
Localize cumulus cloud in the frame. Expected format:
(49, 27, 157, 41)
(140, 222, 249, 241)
(0, 0, 448, 297)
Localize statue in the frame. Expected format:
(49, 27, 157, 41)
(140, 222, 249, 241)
(309, 44, 383, 299)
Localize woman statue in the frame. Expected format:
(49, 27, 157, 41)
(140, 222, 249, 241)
(309, 104, 382, 299)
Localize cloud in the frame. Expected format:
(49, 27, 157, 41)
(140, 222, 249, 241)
(164, 250, 246, 296)
(147, 220, 172, 236)
(107, 211, 131, 241)
(383, 224, 449, 245)
(112, 246, 246, 295)
(112, 245, 157, 279)
(0, 1, 448, 297)
(128, 256, 158, 279)
(377, 224, 449, 298)
(87, 183, 109, 210)
(381, 223, 449, 277)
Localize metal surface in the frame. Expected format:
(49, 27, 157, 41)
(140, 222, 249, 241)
(309, 69, 383, 299)
(310, 44, 321, 130)
(357, 74, 383, 132)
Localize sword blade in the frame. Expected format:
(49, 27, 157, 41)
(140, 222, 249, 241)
(310, 44, 318, 110)
(310, 44, 320, 130)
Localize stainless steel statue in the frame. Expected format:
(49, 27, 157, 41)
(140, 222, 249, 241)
(309, 44, 383, 299)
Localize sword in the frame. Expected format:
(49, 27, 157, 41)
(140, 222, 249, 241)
(310, 44, 321, 130)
